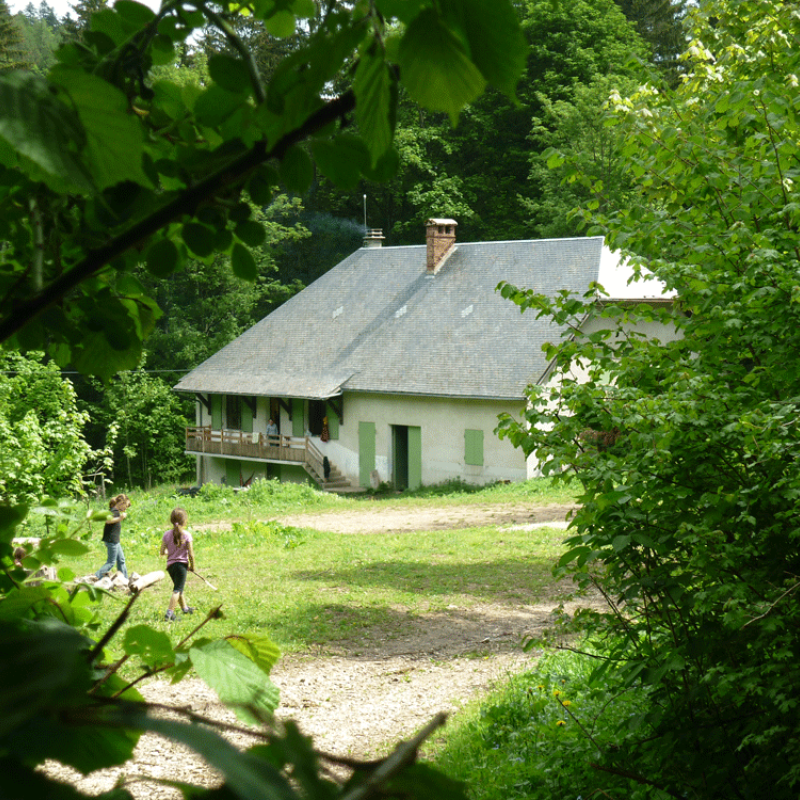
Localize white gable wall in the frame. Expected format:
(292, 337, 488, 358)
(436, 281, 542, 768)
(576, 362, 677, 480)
(317, 392, 529, 488)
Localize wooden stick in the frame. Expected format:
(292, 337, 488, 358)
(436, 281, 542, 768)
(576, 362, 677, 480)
(190, 569, 218, 591)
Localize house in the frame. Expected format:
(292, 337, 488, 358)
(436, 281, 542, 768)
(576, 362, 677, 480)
(173, 220, 675, 491)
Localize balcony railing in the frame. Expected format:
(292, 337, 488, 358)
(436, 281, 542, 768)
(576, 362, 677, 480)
(186, 425, 329, 478)
(185, 426, 307, 464)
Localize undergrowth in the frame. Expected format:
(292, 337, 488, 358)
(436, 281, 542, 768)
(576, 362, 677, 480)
(428, 649, 670, 800)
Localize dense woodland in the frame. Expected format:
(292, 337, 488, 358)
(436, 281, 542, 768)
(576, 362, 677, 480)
(0, 0, 686, 488)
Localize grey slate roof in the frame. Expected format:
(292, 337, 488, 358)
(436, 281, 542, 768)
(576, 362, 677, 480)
(174, 236, 658, 401)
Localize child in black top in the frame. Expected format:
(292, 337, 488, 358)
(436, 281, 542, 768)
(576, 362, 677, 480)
(95, 494, 131, 581)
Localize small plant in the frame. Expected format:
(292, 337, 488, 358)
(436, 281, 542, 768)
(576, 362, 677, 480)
(228, 520, 305, 549)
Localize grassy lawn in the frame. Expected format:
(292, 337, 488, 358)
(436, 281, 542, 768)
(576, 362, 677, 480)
(29, 477, 576, 663)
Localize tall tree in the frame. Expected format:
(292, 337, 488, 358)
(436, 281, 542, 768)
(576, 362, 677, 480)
(500, 0, 800, 795)
(304, 0, 650, 248)
(0, 0, 26, 73)
(15, 2, 64, 74)
(614, 0, 687, 83)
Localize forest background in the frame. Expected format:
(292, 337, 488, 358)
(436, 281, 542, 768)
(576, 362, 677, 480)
(0, 0, 686, 493)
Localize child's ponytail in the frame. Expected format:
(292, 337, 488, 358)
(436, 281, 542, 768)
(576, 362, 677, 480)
(170, 507, 188, 547)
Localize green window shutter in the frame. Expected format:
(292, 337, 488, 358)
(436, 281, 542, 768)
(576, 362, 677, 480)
(326, 403, 339, 440)
(225, 459, 241, 487)
(242, 399, 253, 434)
(292, 399, 304, 437)
(465, 429, 484, 466)
(211, 395, 222, 429)
(358, 421, 376, 488)
(408, 426, 422, 490)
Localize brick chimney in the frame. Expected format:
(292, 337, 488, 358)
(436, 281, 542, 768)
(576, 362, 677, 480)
(426, 218, 457, 274)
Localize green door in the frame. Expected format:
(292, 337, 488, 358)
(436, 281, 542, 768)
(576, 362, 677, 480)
(359, 421, 376, 488)
(392, 426, 409, 490)
(408, 425, 422, 490)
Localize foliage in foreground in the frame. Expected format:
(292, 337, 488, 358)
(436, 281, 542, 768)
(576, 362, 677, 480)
(499, 0, 800, 796)
(431, 650, 667, 800)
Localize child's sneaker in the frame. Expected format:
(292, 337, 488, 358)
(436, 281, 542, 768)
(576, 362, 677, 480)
(164, 609, 176, 621)
(182, 607, 195, 615)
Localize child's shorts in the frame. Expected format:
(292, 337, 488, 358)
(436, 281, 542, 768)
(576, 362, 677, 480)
(167, 562, 188, 593)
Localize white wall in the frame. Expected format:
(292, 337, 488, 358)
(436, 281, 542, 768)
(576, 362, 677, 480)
(332, 392, 528, 488)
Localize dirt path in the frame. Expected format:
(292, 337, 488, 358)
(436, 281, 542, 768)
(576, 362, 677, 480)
(46, 502, 588, 798)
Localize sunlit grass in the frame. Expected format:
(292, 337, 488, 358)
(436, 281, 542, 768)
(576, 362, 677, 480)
(27, 476, 574, 669)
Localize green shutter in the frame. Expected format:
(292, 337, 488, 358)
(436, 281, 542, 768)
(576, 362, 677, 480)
(465, 429, 484, 466)
(292, 399, 304, 436)
(242, 399, 253, 434)
(358, 421, 376, 488)
(211, 395, 222, 429)
(225, 459, 240, 487)
(326, 403, 339, 440)
(408, 426, 422, 490)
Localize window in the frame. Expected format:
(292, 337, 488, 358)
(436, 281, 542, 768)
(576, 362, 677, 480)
(464, 429, 484, 466)
(226, 395, 241, 429)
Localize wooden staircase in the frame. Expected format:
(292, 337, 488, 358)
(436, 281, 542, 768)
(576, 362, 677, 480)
(303, 439, 355, 493)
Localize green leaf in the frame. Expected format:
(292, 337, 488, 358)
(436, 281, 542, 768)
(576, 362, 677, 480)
(235, 220, 267, 248)
(247, 166, 277, 205)
(114, 0, 156, 27)
(194, 85, 247, 128)
(362, 145, 400, 182)
(226, 634, 281, 674)
(264, 9, 295, 37)
(376, 0, 425, 24)
(310, 134, 369, 189)
(145, 238, 181, 277)
(50, 68, 151, 190)
(151, 33, 175, 66)
(123, 625, 175, 670)
(209, 54, 254, 95)
(354, 52, 394, 164)
(0, 504, 29, 546)
(231, 243, 258, 282)
(49, 539, 88, 558)
(189, 639, 280, 725)
(279, 145, 314, 194)
(0, 619, 92, 739)
(439, 0, 526, 96)
(71, 330, 143, 382)
(0, 72, 92, 194)
(88, 8, 126, 45)
(398, 9, 486, 124)
(182, 223, 216, 258)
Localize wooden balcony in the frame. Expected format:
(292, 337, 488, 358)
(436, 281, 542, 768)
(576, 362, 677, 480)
(186, 426, 307, 464)
(185, 426, 345, 490)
